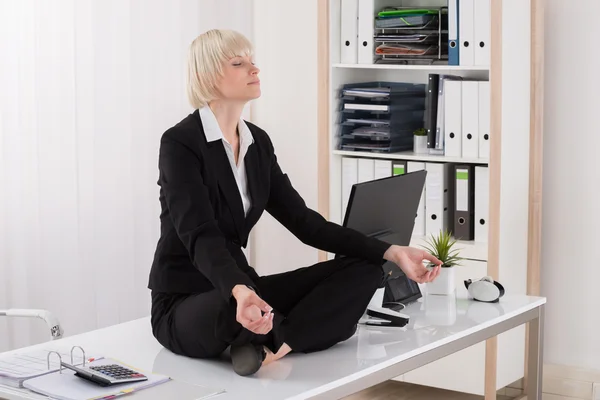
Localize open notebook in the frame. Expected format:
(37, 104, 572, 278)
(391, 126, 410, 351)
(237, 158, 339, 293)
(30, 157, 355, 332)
(22, 358, 224, 400)
(0, 347, 96, 388)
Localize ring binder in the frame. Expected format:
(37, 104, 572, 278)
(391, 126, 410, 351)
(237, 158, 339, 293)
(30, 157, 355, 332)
(46, 346, 88, 374)
(22, 348, 178, 400)
(47, 351, 63, 374)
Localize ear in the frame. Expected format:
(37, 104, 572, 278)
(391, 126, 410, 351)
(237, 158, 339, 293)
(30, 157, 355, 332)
(464, 279, 472, 290)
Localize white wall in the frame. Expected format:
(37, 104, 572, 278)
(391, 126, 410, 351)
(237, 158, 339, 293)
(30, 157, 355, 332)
(250, 1, 320, 276)
(0, 0, 254, 352)
(542, 0, 600, 371)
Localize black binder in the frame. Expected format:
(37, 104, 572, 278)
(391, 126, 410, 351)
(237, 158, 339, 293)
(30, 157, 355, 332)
(425, 73, 440, 148)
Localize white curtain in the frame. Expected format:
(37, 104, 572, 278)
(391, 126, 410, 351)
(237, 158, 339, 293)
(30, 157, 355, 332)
(0, 0, 254, 352)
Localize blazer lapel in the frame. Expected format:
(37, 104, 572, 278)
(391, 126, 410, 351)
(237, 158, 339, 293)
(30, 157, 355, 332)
(206, 140, 246, 241)
(244, 143, 264, 234)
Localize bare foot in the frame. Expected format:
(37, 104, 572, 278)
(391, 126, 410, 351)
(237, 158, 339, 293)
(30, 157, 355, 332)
(262, 347, 277, 366)
(262, 343, 292, 366)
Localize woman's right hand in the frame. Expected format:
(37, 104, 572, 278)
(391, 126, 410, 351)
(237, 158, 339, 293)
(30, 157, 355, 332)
(231, 285, 274, 335)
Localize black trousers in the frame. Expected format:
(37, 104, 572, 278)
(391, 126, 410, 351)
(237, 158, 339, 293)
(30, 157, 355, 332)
(150, 257, 384, 358)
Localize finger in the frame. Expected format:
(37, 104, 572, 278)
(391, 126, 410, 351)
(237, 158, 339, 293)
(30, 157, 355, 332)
(409, 269, 427, 284)
(421, 251, 443, 266)
(417, 267, 431, 282)
(257, 315, 274, 335)
(246, 312, 269, 329)
(255, 318, 273, 335)
(246, 318, 268, 333)
(262, 314, 274, 334)
(251, 296, 273, 313)
(415, 261, 431, 274)
(424, 270, 433, 283)
(247, 311, 272, 332)
(253, 323, 268, 335)
(426, 266, 437, 282)
(262, 323, 273, 335)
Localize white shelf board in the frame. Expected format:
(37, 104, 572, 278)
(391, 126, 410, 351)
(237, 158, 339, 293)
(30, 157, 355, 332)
(410, 235, 488, 262)
(333, 63, 490, 72)
(332, 150, 489, 165)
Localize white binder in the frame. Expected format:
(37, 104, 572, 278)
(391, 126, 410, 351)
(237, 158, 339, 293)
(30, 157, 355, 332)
(357, 0, 374, 64)
(374, 160, 392, 179)
(425, 163, 450, 237)
(461, 81, 479, 158)
(459, 0, 475, 66)
(408, 162, 426, 236)
(478, 81, 491, 159)
(358, 158, 375, 182)
(475, 166, 489, 243)
(342, 157, 358, 218)
(392, 161, 406, 176)
(474, 0, 491, 66)
(340, 0, 359, 64)
(444, 80, 462, 157)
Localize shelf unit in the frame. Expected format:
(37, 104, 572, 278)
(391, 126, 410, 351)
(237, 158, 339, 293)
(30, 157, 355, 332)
(333, 149, 489, 165)
(333, 63, 491, 71)
(317, 0, 544, 398)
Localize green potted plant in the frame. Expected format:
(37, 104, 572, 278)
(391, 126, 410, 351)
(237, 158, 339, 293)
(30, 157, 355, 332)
(421, 230, 463, 295)
(413, 127, 428, 154)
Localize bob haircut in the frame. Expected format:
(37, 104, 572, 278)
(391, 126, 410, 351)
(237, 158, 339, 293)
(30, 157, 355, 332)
(186, 29, 254, 109)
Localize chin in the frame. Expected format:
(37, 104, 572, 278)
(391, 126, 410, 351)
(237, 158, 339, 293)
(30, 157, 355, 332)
(247, 91, 261, 101)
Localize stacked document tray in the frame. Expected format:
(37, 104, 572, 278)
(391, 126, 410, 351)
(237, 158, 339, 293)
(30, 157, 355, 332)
(374, 8, 448, 65)
(338, 82, 426, 153)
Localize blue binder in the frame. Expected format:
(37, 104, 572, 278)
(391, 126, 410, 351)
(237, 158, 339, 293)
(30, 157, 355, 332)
(448, 0, 460, 65)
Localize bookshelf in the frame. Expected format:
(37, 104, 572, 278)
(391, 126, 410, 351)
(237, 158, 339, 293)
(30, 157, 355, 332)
(317, 0, 544, 398)
(333, 63, 490, 71)
(333, 149, 488, 164)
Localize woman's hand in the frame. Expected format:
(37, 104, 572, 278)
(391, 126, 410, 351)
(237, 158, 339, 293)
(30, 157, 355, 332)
(383, 245, 443, 283)
(231, 285, 274, 335)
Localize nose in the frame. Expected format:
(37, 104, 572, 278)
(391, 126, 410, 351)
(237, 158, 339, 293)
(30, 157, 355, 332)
(250, 64, 260, 75)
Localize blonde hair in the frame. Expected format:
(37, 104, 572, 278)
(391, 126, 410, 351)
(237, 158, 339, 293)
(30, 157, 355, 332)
(186, 29, 254, 109)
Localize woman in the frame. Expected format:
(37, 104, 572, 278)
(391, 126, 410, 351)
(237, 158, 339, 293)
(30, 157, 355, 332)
(148, 29, 442, 377)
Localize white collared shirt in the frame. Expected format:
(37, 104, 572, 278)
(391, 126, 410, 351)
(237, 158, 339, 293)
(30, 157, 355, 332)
(199, 106, 254, 217)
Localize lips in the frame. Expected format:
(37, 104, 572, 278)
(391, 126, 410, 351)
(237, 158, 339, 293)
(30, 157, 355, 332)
(248, 80, 260, 85)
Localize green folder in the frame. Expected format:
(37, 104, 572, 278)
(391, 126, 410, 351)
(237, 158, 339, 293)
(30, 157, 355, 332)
(378, 8, 439, 18)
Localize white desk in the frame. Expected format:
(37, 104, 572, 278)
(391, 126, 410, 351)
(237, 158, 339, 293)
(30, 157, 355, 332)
(0, 294, 545, 400)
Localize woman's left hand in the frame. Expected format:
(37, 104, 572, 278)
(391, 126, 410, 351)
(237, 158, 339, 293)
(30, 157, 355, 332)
(383, 245, 443, 284)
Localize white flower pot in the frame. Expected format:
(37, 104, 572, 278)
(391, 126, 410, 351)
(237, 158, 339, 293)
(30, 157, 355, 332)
(413, 135, 428, 154)
(427, 267, 456, 295)
(424, 292, 457, 325)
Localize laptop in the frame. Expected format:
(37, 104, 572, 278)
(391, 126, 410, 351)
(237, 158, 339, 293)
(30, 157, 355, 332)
(338, 169, 427, 310)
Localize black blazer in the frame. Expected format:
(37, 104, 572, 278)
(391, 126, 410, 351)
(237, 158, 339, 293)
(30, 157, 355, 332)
(148, 110, 391, 301)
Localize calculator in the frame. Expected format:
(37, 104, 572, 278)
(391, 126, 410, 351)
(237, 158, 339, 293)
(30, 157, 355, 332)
(60, 362, 148, 387)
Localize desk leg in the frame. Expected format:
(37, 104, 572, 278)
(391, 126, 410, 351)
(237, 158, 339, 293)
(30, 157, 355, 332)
(526, 305, 544, 400)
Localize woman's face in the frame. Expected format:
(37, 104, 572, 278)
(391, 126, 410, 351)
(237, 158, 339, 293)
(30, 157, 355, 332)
(216, 55, 260, 103)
